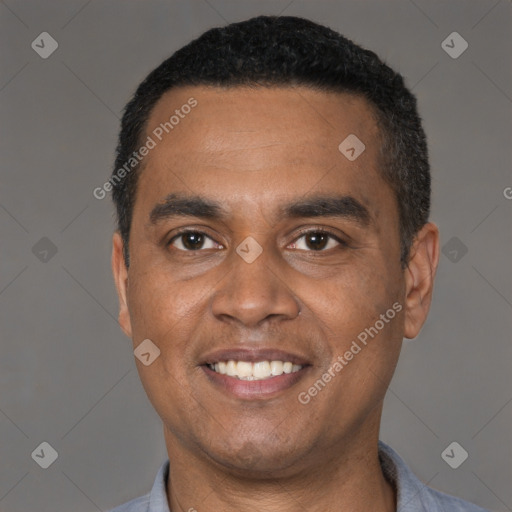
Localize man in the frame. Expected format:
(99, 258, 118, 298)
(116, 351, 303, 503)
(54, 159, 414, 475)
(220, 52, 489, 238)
(109, 15, 488, 512)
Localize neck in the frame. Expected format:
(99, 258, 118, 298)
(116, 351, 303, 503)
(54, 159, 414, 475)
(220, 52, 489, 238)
(163, 426, 396, 512)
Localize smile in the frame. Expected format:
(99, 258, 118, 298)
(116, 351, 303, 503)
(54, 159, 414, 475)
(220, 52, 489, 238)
(207, 360, 303, 380)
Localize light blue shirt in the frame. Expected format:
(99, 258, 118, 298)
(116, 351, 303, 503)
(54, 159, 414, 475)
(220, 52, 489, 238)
(108, 441, 489, 511)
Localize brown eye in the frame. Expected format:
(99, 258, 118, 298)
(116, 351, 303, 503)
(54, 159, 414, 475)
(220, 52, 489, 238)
(305, 232, 329, 250)
(289, 230, 344, 251)
(169, 231, 222, 251)
(181, 232, 205, 250)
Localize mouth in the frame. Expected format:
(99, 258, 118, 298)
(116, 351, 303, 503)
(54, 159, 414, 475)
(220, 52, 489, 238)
(200, 349, 311, 399)
(206, 360, 303, 381)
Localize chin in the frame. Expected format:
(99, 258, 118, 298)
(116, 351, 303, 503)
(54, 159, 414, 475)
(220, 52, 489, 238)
(202, 436, 310, 478)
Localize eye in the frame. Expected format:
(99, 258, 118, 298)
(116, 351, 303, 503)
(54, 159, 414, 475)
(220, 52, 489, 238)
(289, 230, 345, 251)
(169, 231, 223, 251)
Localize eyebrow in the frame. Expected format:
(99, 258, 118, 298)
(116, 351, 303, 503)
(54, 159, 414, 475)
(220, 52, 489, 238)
(280, 195, 370, 225)
(149, 194, 228, 224)
(148, 193, 371, 226)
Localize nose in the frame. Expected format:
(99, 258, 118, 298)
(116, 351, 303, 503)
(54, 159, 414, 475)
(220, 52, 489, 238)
(210, 242, 301, 328)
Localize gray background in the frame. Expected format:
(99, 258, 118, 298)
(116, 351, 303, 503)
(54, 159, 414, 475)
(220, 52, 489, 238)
(1, 1, 511, 511)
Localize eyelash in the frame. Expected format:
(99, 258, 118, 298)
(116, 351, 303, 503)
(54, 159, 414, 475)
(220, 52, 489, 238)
(167, 227, 348, 252)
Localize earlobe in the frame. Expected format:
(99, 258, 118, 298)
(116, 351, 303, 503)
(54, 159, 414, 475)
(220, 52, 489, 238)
(111, 231, 133, 338)
(403, 222, 440, 339)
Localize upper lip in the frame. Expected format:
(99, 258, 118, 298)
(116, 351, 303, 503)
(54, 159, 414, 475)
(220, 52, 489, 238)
(201, 348, 311, 366)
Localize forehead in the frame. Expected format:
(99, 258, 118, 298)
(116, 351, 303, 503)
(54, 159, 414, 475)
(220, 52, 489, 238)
(145, 85, 381, 162)
(134, 85, 390, 220)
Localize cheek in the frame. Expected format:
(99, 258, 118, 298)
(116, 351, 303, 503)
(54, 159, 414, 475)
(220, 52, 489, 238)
(311, 262, 399, 332)
(126, 265, 203, 339)
(305, 257, 404, 384)
(125, 269, 203, 417)
(126, 264, 218, 383)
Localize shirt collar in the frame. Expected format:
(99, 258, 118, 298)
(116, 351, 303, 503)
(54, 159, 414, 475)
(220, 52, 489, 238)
(147, 459, 170, 512)
(378, 440, 436, 512)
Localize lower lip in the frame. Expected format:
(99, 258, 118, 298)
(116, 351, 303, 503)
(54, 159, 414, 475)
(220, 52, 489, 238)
(202, 365, 309, 400)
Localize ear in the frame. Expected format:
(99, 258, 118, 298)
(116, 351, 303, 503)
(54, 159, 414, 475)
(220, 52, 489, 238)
(403, 222, 440, 339)
(112, 231, 133, 338)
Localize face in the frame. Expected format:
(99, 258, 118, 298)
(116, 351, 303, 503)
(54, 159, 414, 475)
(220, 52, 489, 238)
(112, 85, 438, 476)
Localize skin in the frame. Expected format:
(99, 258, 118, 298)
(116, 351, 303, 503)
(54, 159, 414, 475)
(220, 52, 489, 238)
(112, 85, 439, 512)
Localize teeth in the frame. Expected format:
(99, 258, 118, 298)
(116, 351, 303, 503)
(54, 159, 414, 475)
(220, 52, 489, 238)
(236, 361, 252, 378)
(226, 360, 237, 376)
(283, 362, 293, 374)
(208, 360, 303, 380)
(270, 360, 283, 376)
(253, 361, 271, 379)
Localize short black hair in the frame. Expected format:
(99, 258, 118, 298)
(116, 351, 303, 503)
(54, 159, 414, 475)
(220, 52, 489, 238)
(112, 15, 430, 267)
